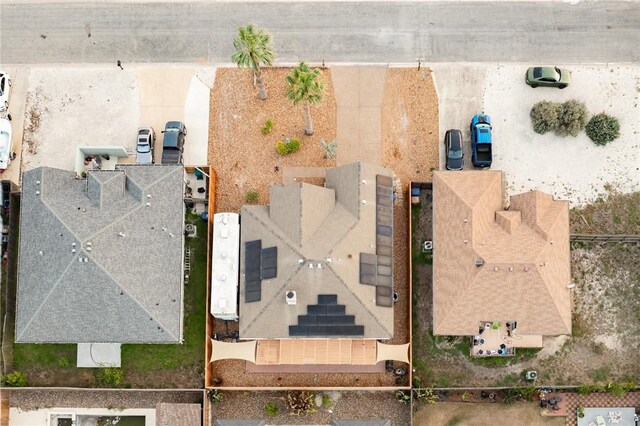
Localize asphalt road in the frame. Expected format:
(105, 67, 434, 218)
(1, 1, 639, 64)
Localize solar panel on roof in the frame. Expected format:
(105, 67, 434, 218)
(376, 175, 393, 186)
(377, 255, 392, 267)
(261, 246, 277, 259)
(318, 294, 338, 304)
(260, 267, 277, 280)
(244, 240, 263, 302)
(298, 315, 317, 326)
(245, 280, 261, 293)
(289, 326, 307, 336)
(245, 290, 261, 303)
(326, 305, 346, 315)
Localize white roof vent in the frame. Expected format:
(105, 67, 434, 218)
(286, 291, 297, 305)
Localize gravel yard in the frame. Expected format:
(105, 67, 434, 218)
(10, 390, 202, 410)
(211, 390, 409, 425)
(208, 67, 336, 213)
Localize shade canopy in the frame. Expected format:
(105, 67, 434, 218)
(210, 339, 257, 363)
(375, 342, 410, 364)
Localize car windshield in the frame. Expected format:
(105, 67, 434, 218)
(165, 127, 180, 132)
(479, 129, 489, 133)
(448, 150, 463, 159)
(137, 142, 150, 153)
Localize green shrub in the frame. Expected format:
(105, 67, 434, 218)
(207, 389, 223, 404)
(530, 101, 559, 134)
(261, 119, 274, 135)
(1, 371, 27, 387)
(395, 390, 411, 404)
(555, 99, 588, 137)
(606, 381, 636, 397)
(264, 402, 279, 416)
(58, 357, 71, 368)
(275, 138, 301, 155)
(413, 388, 439, 405)
(586, 113, 620, 146)
(245, 190, 259, 204)
(321, 394, 334, 408)
(94, 367, 124, 387)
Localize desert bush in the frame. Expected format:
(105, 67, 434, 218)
(321, 394, 334, 408)
(58, 357, 71, 368)
(413, 388, 439, 404)
(286, 391, 316, 415)
(555, 99, 588, 137)
(264, 402, 279, 416)
(207, 389, 223, 404)
(94, 367, 124, 387)
(530, 101, 559, 134)
(586, 113, 620, 146)
(261, 119, 274, 135)
(395, 390, 411, 404)
(1, 371, 27, 387)
(606, 381, 637, 397)
(245, 190, 259, 204)
(275, 138, 301, 155)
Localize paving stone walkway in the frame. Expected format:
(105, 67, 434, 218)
(542, 391, 640, 426)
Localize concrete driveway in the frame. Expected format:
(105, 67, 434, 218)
(433, 63, 640, 206)
(17, 64, 213, 178)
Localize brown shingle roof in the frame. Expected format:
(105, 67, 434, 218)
(432, 171, 571, 336)
(239, 162, 394, 339)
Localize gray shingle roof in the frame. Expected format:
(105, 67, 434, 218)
(239, 162, 394, 339)
(16, 165, 185, 343)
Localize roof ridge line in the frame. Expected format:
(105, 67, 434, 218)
(86, 251, 179, 341)
(84, 166, 182, 243)
(327, 264, 392, 336)
(17, 182, 85, 340)
(17, 249, 80, 341)
(120, 164, 182, 191)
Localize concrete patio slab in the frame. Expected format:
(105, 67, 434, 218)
(332, 66, 387, 166)
(77, 343, 122, 368)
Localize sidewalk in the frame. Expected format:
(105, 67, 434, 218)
(331, 65, 387, 166)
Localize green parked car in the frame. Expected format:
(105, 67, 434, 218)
(525, 66, 571, 89)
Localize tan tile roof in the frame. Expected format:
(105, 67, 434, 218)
(433, 171, 571, 336)
(239, 162, 394, 339)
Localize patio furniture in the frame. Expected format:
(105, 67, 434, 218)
(595, 415, 606, 426)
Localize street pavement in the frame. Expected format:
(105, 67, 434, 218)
(1, 1, 639, 64)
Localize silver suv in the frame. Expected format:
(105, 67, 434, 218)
(135, 127, 156, 165)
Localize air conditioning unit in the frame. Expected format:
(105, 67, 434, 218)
(286, 291, 297, 305)
(185, 224, 197, 238)
(525, 370, 538, 381)
(422, 240, 433, 252)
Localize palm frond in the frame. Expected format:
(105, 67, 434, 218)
(285, 62, 324, 106)
(231, 24, 275, 73)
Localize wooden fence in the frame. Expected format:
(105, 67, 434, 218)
(570, 234, 640, 243)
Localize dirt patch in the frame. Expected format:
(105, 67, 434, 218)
(209, 67, 336, 212)
(381, 68, 439, 183)
(211, 390, 410, 425)
(413, 402, 564, 426)
(570, 190, 640, 234)
(381, 68, 440, 350)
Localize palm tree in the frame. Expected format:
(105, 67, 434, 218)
(286, 62, 324, 136)
(231, 24, 275, 100)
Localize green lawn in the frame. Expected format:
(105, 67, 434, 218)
(12, 212, 207, 388)
(121, 212, 207, 378)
